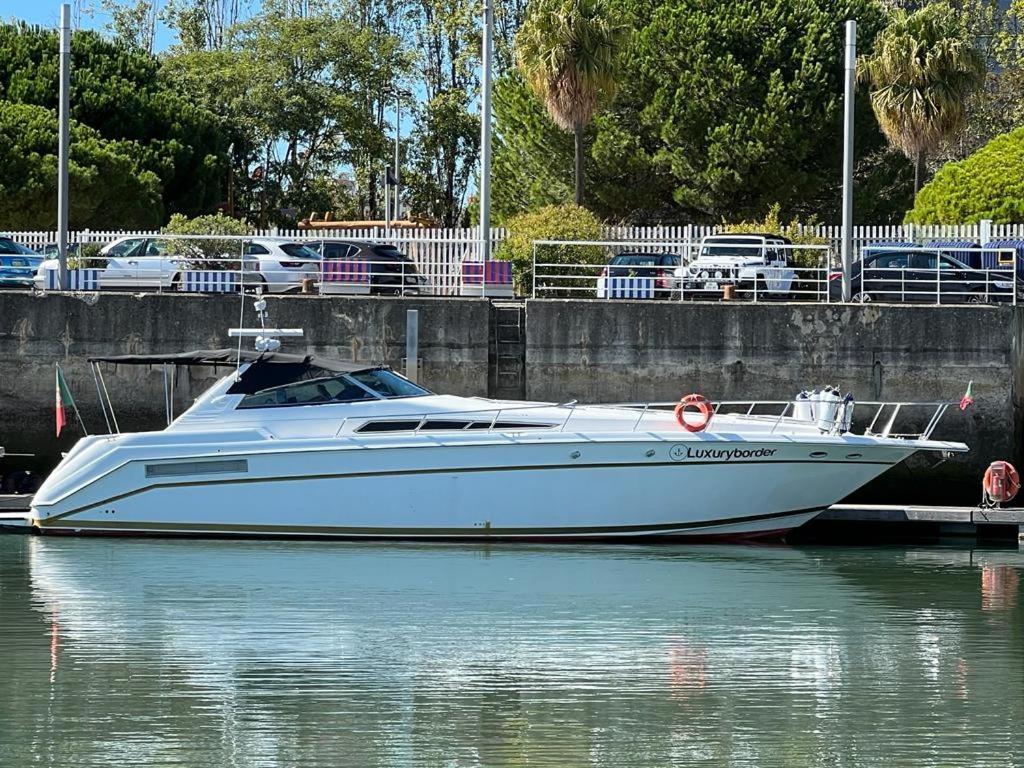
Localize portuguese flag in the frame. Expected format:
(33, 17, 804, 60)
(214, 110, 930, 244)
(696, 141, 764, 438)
(55, 364, 75, 437)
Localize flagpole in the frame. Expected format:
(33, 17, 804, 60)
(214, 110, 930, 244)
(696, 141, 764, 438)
(56, 363, 89, 436)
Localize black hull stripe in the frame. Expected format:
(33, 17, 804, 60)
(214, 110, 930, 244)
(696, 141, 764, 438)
(39, 458, 894, 523)
(37, 506, 823, 537)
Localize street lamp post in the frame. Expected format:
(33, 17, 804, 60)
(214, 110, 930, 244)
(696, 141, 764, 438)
(841, 20, 857, 303)
(57, 3, 71, 290)
(478, 0, 493, 263)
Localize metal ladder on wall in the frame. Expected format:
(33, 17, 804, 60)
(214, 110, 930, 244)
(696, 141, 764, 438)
(490, 301, 526, 400)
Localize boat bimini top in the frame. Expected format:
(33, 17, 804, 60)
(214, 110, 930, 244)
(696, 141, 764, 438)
(85, 349, 434, 431)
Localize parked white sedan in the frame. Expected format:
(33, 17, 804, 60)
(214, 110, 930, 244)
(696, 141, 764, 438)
(34, 236, 321, 293)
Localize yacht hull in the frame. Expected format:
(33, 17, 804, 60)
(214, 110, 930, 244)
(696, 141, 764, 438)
(29, 436, 919, 540)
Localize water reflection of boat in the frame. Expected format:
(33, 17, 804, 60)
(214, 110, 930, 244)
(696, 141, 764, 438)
(12, 539, 1024, 767)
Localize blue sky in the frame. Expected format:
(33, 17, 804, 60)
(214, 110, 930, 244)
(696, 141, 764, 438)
(5, 1, 187, 51)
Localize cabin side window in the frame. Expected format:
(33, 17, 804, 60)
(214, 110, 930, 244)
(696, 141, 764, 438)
(236, 366, 432, 409)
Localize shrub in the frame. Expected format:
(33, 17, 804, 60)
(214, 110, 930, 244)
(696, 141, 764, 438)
(723, 204, 830, 268)
(494, 204, 604, 295)
(162, 212, 253, 270)
(906, 127, 1024, 224)
(68, 243, 106, 270)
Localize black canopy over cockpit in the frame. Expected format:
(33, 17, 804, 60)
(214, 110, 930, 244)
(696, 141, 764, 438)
(86, 348, 431, 413)
(87, 349, 377, 392)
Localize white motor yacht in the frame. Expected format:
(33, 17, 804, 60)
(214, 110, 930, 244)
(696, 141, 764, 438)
(20, 361, 968, 540)
(18, 300, 968, 541)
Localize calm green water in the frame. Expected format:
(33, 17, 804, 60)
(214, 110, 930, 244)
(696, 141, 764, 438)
(0, 536, 1022, 767)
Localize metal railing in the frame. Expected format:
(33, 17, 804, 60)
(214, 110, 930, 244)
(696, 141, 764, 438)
(531, 240, 1020, 305)
(305, 397, 961, 443)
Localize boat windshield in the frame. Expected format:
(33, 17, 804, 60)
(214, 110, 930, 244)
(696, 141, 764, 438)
(237, 367, 431, 408)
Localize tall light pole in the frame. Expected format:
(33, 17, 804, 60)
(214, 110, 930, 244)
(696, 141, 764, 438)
(478, 0, 493, 262)
(394, 95, 401, 221)
(841, 19, 856, 303)
(57, 2, 71, 290)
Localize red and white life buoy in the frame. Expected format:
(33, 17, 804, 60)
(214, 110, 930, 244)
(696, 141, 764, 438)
(983, 460, 1020, 504)
(674, 393, 713, 433)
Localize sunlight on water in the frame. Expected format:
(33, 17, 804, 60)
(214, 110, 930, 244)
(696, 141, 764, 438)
(0, 537, 1022, 767)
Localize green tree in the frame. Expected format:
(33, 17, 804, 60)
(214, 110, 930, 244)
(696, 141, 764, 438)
(515, 0, 625, 206)
(494, 0, 903, 224)
(0, 101, 162, 229)
(99, 0, 160, 53)
(906, 126, 1024, 224)
(162, 9, 404, 225)
(858, 2, 986, 193)
(0, 22, 227, 222)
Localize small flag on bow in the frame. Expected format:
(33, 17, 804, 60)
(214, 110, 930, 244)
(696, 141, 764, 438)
(959, 381, 974, 412)
(55, 364, 76, 437)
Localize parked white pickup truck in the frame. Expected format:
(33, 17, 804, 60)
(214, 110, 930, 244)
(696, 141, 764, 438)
(682, 233, 796, 297)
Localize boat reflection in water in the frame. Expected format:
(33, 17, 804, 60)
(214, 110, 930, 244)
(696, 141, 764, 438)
(2, 537, 1022, 767)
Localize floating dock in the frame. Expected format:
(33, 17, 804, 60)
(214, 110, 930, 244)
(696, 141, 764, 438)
(799, 504, 1024, 544)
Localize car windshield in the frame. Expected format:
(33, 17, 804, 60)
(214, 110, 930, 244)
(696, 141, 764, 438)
(280, 243, 320, 260)
(106, 238, 144, 257)
(237, 367, 430, 408)
(0, 238, 37, 255)
(699, 238, 766, 258)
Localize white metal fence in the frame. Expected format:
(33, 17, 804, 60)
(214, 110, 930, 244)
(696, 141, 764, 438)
(7, 223, 1024, 304)
(10, 221, 1024, 255)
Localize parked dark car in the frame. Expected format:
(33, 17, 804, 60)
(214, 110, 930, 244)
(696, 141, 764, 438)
(829, 249, 1016, 304)
(0, 237, 43, 288)
(596, 252, 682, 299)
(305, 239, 430, 295)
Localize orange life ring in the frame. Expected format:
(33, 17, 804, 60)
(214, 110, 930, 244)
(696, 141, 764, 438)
(674, 393, 713, 433)
(983, 461, 1020, 503)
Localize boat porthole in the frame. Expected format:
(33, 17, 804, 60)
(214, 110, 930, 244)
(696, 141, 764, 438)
(846, 453, 863, 460)
(645, 449, 656, 457)
(809, 451, 828, 459)
(570, 451, 581, 459)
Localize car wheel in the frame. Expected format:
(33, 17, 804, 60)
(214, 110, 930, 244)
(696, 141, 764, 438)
(851, 291, 872, 304)
(170, 273, 182, 292)
(966, 290, 988, 304)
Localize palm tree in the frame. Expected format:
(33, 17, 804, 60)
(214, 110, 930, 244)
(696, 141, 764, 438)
(858, 3, 986, 194)
(515, 0, 625, 205)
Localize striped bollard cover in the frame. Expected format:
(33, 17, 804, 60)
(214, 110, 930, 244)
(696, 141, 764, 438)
(460, 260, 514, 296)
(320, 260, 372, 294)
(608, 276, 655, 299)
(182, 271, 237, 293)
(45, 269, 100, 291)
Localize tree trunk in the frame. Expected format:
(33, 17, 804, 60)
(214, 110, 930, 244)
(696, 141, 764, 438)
(574, 124, 584, 206)
(914, 150, 926, 195)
